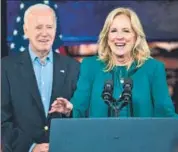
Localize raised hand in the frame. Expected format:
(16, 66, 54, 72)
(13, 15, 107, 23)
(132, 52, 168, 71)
(49, 97, 73, 114)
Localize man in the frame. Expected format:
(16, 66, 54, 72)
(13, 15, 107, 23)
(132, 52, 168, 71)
(1, 4, 80, 152)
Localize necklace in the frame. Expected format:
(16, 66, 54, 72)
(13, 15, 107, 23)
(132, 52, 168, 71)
(116, 66, 127, 84)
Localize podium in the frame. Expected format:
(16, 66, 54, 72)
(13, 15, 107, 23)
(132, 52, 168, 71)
(49, 118, 178, 152)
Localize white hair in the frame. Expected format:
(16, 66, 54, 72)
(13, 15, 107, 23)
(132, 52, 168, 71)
(24, 3, 57, 27)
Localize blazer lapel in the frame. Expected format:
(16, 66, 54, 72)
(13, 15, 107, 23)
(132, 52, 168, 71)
(50, 52, 67, 105)
(18, 51, 46, 119)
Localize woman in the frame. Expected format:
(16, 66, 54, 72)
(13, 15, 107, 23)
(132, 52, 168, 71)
(49, 7, 177, 117)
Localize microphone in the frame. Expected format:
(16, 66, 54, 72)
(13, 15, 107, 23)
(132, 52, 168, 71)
(102, 80, 114, 105)
(122, 78, 134, 116)
(122, 78, 133, 103)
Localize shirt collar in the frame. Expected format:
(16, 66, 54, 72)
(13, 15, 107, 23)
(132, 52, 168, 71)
(28, 45, 53, 63)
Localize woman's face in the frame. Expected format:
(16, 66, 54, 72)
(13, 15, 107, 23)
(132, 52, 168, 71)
(108, 14, 136, 58)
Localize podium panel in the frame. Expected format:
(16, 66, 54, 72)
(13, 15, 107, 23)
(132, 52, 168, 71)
(49, 118, 178, 152)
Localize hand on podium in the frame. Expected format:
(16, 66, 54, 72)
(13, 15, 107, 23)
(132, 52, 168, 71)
(49, 97, 73, 115)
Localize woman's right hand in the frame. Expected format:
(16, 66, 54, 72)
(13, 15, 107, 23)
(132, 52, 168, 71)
(49, 97, 73, 114)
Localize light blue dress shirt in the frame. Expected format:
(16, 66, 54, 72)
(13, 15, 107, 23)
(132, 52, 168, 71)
(28, 47, 53, 151)
(29, 47, 53, 117)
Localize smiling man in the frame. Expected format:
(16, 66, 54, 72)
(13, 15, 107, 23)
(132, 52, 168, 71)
(23, 4, 56, 60)
(1, 4, 80, 152)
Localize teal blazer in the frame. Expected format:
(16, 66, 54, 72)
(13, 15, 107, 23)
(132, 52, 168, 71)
(71, 56, 177, 117)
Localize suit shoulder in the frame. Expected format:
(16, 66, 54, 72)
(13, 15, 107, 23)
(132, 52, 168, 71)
(82, 55, 102, 67)
(144, 57, 165, 68)
(55, 53, 80, 67)
(82, 55, 98, 62)
(142, 57, 166, 78)
(79, 55, 105, 76)
(1, 54, 21, 67)
(63, 54, 80, 65)
(2, 55, 14, 63)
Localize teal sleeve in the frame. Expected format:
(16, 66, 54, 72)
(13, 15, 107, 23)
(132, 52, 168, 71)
(70, 57, 94, 117)
(151, 62, 178, 117)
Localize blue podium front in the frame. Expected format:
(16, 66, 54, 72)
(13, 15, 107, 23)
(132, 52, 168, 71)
(49, 118, 178, 152)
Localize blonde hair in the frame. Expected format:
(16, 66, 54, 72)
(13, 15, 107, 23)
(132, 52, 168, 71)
(24, 3, 57, 28)
(98, 7, 151, 72)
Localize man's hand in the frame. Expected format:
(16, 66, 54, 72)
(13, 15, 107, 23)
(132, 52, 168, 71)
(32, 143, 49, 152)
(49, 97, 73, 114)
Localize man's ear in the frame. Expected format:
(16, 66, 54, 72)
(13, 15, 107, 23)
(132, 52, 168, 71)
(23, 24, 28, 38)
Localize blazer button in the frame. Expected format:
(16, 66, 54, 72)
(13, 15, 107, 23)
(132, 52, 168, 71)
(44, 126, 49, 131)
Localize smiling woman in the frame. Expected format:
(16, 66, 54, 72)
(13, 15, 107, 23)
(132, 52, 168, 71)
(107, 14, 136, 66)
(49, 7, 177, 118)
(98, 7, 150, 71)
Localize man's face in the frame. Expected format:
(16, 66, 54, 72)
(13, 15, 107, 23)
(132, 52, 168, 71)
(24, 8, 56, 54)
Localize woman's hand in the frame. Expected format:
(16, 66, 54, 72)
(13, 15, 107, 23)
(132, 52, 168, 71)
(49, 97, 73, 114)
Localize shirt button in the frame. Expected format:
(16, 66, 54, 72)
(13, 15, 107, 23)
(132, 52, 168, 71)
(44, 126, 48, 131)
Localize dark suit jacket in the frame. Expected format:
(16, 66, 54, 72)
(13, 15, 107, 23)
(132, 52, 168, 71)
(1, 51, 80, 152)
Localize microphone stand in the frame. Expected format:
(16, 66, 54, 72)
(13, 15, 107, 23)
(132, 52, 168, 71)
(107, 98, 129, 117)
(129, 99, 134, 117)
(106, 98, 119, 117)
(122, 94, 134, 117)
(107, 101, 117, 117)
(111, 102, 119, 117)
(105, 92, 132, 117)
(108, 104, 112, 117)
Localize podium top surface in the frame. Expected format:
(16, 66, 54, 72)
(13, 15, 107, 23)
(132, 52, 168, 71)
(49, 118, 178, 152)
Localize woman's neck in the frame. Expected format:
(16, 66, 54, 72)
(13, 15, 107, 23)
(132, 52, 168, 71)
(114, 54, 133, 67)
